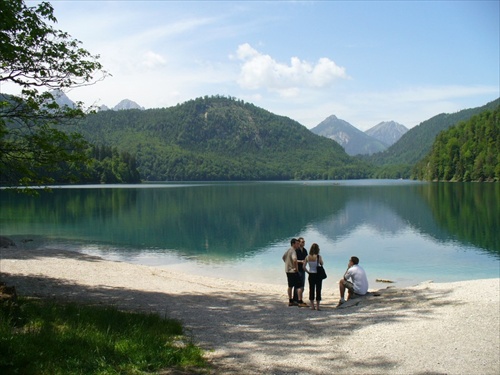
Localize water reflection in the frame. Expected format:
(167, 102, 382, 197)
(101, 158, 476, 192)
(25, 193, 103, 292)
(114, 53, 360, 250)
(1, 181, 498, 274)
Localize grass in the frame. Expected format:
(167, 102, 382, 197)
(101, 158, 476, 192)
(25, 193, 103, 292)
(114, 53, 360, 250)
(0, 297, 208, 374)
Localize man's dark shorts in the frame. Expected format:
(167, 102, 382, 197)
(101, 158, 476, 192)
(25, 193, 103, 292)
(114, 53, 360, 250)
(286, 272, 303, 288)
(344, 280, 355, 292)
(344, 280, 364, 298)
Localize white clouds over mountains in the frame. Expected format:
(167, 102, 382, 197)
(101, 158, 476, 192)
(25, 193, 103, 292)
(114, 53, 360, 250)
(234, 43, 348, 97)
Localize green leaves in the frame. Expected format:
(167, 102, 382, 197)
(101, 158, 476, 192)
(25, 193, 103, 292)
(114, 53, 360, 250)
(413, 107, 500, 181)
(0, 1, 108, 188)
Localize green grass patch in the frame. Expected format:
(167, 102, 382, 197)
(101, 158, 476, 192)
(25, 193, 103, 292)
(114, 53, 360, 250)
(0, 297, 207, 374)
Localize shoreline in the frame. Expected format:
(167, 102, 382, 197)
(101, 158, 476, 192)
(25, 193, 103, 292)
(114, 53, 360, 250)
(16, 241, 488, 290)
(1, 245, 499, 374)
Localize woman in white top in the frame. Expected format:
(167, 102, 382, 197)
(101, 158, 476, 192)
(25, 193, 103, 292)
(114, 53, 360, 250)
(303, 243, 324, 310)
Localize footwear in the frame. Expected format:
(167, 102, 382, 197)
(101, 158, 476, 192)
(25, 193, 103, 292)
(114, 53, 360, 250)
(298, 302, 308, 307)
(288, 300, 298, 307)
(337, 298, 346, 306)
(288, 302, 295, 306)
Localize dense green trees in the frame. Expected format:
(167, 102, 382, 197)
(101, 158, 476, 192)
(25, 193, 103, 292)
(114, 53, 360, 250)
(72, 96, 371, 181)
(365, 99, 499, 179)
(413, 107, 499, 181)
(1, 1, 496, 184)
(0, 0, 107, 188)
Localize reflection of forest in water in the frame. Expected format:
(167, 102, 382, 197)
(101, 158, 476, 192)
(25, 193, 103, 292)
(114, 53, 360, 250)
(1, 182, 498, 258)
(316, 183, 500, 256)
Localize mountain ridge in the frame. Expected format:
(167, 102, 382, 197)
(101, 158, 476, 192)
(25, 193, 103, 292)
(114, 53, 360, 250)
(369, 98, 500, 166)
(50, 90, 144, 112)
(70, 96, 370, 181)
(365, 121, 408, 147)
(310, 115, 388, 155)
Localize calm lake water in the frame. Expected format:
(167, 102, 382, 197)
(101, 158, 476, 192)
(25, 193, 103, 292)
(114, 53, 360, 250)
(1, 180, 499, 288)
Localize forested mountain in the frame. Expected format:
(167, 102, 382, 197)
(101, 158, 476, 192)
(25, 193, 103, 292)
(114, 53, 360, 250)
(369, 98, 499, 166)
(412, 107, 499, 181)
(71, 96, 371, 181)
(310, 115, 386, 155)
(365, 98, 500, 178)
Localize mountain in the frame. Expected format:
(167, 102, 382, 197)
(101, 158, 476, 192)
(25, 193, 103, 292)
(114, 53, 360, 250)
(48, 92, 143, 112)
(369, 98, 500, 167)
(50, 89, 75, 108)
(112, 99, 144, 111)
(69, 96, 371, 181)
(310, 115, 386, 155)
(413, 106, 499, 181)
(365, 121, 408, 147)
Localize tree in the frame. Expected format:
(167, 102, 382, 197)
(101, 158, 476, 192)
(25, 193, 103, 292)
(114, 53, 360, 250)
(0, 0, 108, 188)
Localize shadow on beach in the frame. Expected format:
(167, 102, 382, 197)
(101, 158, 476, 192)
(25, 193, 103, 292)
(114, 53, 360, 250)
(0, 246, 466, 375)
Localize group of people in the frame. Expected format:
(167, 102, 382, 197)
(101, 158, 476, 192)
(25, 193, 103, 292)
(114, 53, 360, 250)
(282, 237, 369, 309)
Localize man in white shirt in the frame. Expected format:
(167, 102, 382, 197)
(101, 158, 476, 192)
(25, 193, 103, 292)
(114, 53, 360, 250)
(338, 256, 368, 305)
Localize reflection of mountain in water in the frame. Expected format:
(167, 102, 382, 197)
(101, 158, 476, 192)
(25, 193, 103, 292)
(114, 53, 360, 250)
(414, 183, 499, 255)
(1, 182, 497, 260)
(0, 184, 341, 258)
(315, 201, 407, 241)
(316, 183, 499, 256)
(313, 185, 453, 244)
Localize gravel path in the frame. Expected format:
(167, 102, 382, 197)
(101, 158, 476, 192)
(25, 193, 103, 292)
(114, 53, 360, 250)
(1, 245, 499, 375)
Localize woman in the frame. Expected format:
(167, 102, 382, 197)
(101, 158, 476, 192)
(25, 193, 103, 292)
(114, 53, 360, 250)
(303, 243, 324, 310)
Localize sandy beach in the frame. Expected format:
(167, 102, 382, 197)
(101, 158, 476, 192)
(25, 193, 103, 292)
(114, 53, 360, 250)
(1, 244, 499, 375)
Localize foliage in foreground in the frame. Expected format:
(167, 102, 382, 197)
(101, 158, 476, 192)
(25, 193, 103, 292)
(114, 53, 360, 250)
(0, 0, 107, 188)
(0, 298, 206, 374)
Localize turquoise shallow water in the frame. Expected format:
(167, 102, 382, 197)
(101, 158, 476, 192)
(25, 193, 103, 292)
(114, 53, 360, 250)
(4, 180, 498, 289)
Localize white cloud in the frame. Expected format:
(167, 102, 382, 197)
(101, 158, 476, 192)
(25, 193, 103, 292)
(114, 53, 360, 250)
(235, 43, 348, 96)
(141, 51, 167, 69)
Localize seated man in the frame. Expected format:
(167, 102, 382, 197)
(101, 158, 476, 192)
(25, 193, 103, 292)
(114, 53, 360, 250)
(338, 256, 368, 305)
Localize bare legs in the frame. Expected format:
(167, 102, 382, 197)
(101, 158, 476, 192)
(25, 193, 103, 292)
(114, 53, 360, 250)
(339, 279, 354, 302)
(339, 278, 347, 300)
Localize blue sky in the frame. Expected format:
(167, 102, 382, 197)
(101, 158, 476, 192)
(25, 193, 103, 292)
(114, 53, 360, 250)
(17, 1, 500, 130)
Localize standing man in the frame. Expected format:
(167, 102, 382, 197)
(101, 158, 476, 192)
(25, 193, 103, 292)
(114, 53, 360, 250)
(338, 256, 369, 305)
(293, 237, 308, 304)
(282, 238, 308, 307)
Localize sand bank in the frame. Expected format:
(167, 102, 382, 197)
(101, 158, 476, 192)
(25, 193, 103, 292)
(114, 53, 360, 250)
(1, 245, 499, 374)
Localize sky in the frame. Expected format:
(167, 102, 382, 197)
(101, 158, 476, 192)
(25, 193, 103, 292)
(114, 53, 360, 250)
(7, 1, 500, 130)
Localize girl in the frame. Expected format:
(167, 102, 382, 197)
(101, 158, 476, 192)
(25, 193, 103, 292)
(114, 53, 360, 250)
(303, 243, 324, 310)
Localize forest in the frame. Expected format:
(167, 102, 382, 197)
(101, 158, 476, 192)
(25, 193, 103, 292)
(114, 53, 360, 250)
(366, 98, 499, 179)
(1, 1, 498, 187)
(64, 95, 499, 183)
(412, 107, 499, 181)
(3, 93, 499, 185)
(67, 95, 372, 181)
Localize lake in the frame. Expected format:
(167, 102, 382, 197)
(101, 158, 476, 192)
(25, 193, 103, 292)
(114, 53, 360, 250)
(1, 180, 499, 288)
